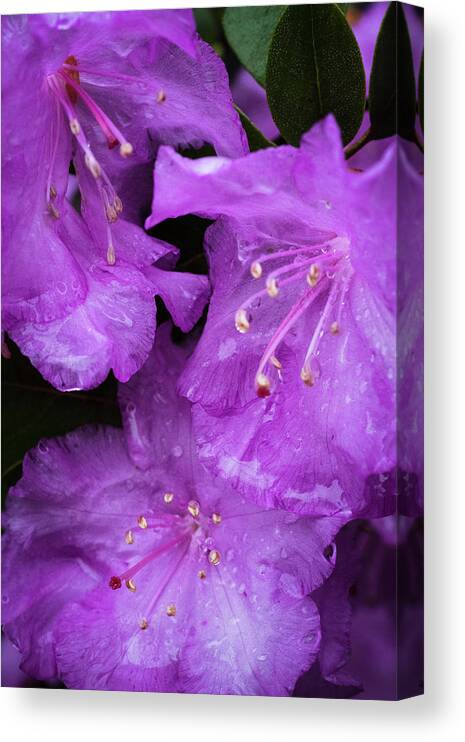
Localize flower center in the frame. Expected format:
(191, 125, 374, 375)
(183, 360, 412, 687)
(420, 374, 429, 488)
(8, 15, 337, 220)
(45, 55, 139, 265)
(108, 495, 223, 630)
(234, 235, 354, 396)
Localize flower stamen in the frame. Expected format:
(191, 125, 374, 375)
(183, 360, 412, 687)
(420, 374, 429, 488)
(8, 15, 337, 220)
(235, 236, 352, 394)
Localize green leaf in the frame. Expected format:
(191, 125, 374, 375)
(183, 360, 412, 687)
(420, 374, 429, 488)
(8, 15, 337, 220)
(235, 106, 276, 151)
(419, 51, 424, 133)
(266, 4, 366, 146)
(336, 3, 349, 13)
(223, 5, 286, 86)
(194, 8, 223, 45)
(1, 344, 121, 502)
(368, 2, 417, 140)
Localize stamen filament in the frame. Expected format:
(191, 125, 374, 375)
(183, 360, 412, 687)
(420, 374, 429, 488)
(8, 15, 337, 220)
(45, 99, 63, 210)
(333, 267, 353, 331)
(240, 265, 320, 316)
(119, 532, 190, 583)
(302, 278, 341, 375)
(143, 540, 192, 621)
(266, 251, 341, 291)
(249, 240, 336, 270)
(256, 279, 328, 380)
(59, 71, 133, 155)
(49, 76, 102, 178)
(62, 63, 150, 87)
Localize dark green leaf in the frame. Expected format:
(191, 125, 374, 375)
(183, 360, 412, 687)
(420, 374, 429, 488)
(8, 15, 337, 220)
(418, 51, 424, 133)
(336, 3, 349, 13)
(2, 343, 121, 502)
(368, 2, 417, 140)
(266, 4, 366, 146)
(194, 8, 223, 45)
(235, 105, 276, 151)
(223, 5, 286, 86)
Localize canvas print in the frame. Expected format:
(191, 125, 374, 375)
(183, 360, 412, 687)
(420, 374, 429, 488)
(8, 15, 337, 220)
(1, 3, 424, 700)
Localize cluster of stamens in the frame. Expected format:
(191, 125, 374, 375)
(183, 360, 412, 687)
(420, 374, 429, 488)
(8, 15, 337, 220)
(234, 235, 353, 397)
(45, 55, 167, 265)
(108, 493, 223, 631)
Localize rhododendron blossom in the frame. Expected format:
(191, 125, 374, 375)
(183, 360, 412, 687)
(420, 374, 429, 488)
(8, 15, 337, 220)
(146, 116, 397, 516)
(2, 10, 247, 390)
(2, 325, 347, 695)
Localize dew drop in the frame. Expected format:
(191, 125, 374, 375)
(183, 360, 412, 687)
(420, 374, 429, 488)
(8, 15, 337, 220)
(303, 632, 319, 645)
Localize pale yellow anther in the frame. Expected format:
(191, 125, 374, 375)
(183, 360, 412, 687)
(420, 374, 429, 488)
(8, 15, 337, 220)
(139, 618, 149, 630)
(166, 604, 176, 617)
(266, 277, 279, 298)
(137, 515, 148, 529)
(49, 203, 60, 219)
(235, 308, 250, 334)
(126, 579, 136, 592)
(163, 492, 174, 504)
(330, 321, 340, 335)
(85, 153, 101, 179)
(270, 355, 282, 370)
(156, 90, 166, 104)
(49, 185, 57, 200)
(211, 513, 222, 525)
(106, 244, 116, 266)
(300, 367, 315, 387)
(250, 261, 263, 279)
(114, 196, 123, 214)
(307, 264, 320, 287)
(198, 570, 207, 580)
(188, 500, 200, 518)
(106, 206, 118, 223)
(208, 549, 221, 566)
(125, 529, 134, 545)
(119, 142, 133, 158)
(255, 372, 271, 397)
(69, 118, 81, 135)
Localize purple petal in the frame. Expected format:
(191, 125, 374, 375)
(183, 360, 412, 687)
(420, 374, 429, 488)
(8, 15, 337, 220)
(146, 266, 210, 333)
(232, 68, 279, 141)
(2, 426, 150, 679)
(119, 322, 195, 473)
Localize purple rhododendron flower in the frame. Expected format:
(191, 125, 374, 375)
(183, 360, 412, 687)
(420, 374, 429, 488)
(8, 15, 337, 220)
(146, 116, 396, 517)
(2, 10, 247, 390)
(2, 324, 347, 695)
